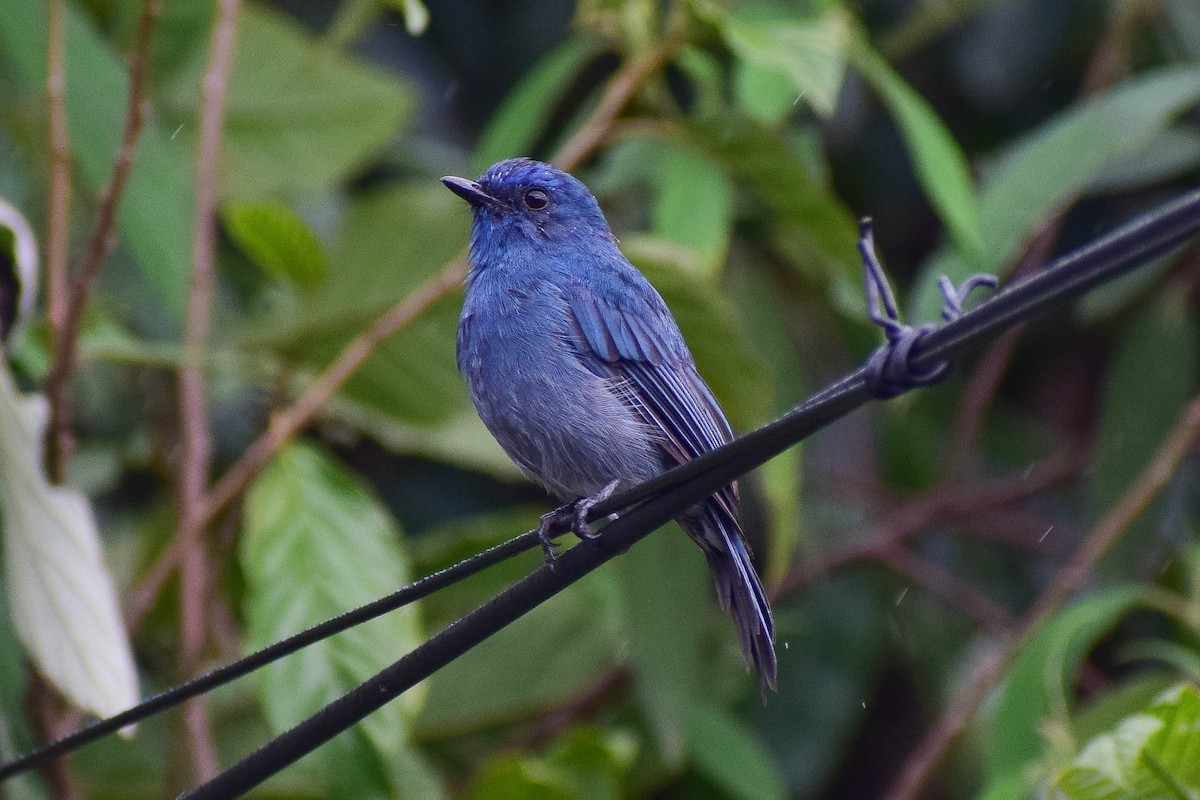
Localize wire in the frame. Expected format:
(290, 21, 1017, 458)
(178, 187, 1200, 799)
(2, 187, 1197, 792)
(0, 532, 540, 781)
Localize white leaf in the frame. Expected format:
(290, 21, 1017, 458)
(0, 365, 137, 718)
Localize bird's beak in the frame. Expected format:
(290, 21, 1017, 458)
(441, 176, 503, 209)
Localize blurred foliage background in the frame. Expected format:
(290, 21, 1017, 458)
(0, 0, 1198, 798)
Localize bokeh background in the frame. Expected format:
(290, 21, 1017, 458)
(0, 0, 1198, 798)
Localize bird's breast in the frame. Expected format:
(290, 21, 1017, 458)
(457, 271, 662, 498)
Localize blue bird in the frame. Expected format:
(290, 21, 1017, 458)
(443, 158, 777, 691)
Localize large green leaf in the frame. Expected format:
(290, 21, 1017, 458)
(599, 137, 735, 279)
(613, 524, 709, 766)
(684, 118, 863, 318)
(413, 568, 624, 738)
(472, 37, 602, 174)
(687, 704, 786, 800)
(163, 4, 412, 201)
(412, 512, 623, 738)
(1053, 684, 1200, 800)
(250, 182, 470, 428)
(982, 588, 1142, 790)
(914, 66, 1200, 321)
(221, 200, 327, 289)
(720, 4, 851, 118)
(1090, 292, 1199, 573)
(241, 443, 441, 799)
(852, 38, 984, 264)
(463, 726, 637, 800)
(651, 146, 735, 278)
(0, 0, 195, 318)
(746, 575, 886, 796)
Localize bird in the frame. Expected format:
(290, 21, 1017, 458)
(442, 158, 777, 691)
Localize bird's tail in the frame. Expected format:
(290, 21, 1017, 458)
(683, 506, 777, 692)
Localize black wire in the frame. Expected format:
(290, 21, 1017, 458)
(0, 532, 540, 781)
(181, 187, 1200, 800)
(3, 187, 1196, 792)
(586, 186, 1200, 521)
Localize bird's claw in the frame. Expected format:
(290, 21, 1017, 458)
(536, 480, 621, 568)
(537, 507, 569, 566)
(573, 479, 619, 541)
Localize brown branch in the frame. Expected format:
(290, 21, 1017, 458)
(29, 6, 84, 795)
(551, 40, 679, 172)
(775, 451, 1081, 597)
(43, 0, 70, 454)
(176, 0, 242, 783)
(44, 0, 159, 484)
(878, 546, 1011, 631)
(198, 258, 465, 526)
(882, 396, 1200, 800)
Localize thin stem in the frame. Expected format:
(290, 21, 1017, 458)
(551, 40, 677, 172)
(198, 257, 465, 527)
(45, 0, 159, 483)
(878, 546, 1011, 631)
(882, 396, 1200, 800)
(30, 4, 83, 795)
(44, 0, 70, 480)
(177, 0, 242, 783)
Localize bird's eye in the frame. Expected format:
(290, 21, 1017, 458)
(523, 188, 550, 210)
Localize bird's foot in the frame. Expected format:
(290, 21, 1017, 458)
(536, 507, 569, 566)
(536, 480, 621, 567)
(572, 479, 620, 542)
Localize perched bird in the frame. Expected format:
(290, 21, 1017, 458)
(443, 158, 777, 690)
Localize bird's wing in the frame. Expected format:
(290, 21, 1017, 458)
(563, 282, 739, 510)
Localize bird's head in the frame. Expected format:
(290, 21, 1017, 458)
(442, 159, 614, 257)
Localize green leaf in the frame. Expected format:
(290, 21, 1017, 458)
(463, 757, 574, 800)
(747, 575, 885, 795)
(242, 443, 441, 800)
(0, 0, 194, 318)
(164, 4, 413, 200)
(913, 66, 1200, 321)
(414, 570, 624, 737)
(721, 5, 851, 118)
(251, 182, 470, 429)
(1053, 684, 1200, 800)
(613, 525, 708, 766)
(684, 118, 862, 318)
(463, 726, 637, 800)
(0, 366, 137, 720)
(222, 201, 327, 289)
(1090, 292, 1199, 572)
(472, 38, 602, 174)
(984, 588, 1143, 784)
(687, 704, 786, 800)
(651, 147, 735, 277)
(852, 38, 984, 264)
(597, 139, 735, 277)
(413, 510, 623, 737)
(734, 59, 804, 125)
